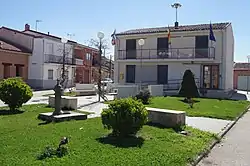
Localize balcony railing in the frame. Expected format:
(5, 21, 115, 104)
(45, 54, 76, 65)
(118, 47, 215, 60)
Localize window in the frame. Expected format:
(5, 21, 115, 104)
(48, 69, 53, 80)
(195, 36, 209, 58)
(15, 65, 23, 77)
(86, 53, 91, 60)
(157, 38, 169, 57)
(126, 39, 136, 59)
(46, 43, 53, 54)
(126, 65, 136, 83)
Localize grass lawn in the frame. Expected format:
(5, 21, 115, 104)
(0, 104, 216, 166)
(147, 97, 250, 120)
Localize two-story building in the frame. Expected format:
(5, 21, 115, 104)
(0, 24, 77, 89)
(74, 44, 98, 84)
(114, 22, 234, 96)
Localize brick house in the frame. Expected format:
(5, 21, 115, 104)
(233, 62, 250, 90)
(0, 37, 32, 80)
(74, 44, 99, 83)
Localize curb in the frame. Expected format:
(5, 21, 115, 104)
(190, 105, 250, 166)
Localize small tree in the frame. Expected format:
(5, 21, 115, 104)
(135, 89, 151, 104)
(101, 98, 148, 137)
(178, 70, 199, 101)
(0, 78, 33, 111)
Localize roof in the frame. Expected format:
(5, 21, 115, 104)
(23, 29, 77, 44)
(75, 43, 99, 52)
(234, 63, 250, 69)
(116, 22, 231, 36)
(0, 37, 32, 53)
(0, 26, 40, 38)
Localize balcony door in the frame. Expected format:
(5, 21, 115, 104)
(126, 39, 136, 59)
(203, 65, 219, 89)
(157, 65, 168, 84)
(157, 38, 169, 58)
(195, 35, 208, 58)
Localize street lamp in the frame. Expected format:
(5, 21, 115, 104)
(52, 37, 68, 116)
(171, 2, 182, 27)
(97, 31, 104, 102)
(61, 38, 68, 85)
(247, 55, 250, 94)
(138, 39, 145, 91)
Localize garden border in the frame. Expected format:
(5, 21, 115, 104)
(190, 104, 250, 166)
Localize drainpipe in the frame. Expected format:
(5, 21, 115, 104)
(221, 29, 224, 91)
(42, 39, 45, 89)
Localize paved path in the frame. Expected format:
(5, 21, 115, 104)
(198, 110, 250, 166)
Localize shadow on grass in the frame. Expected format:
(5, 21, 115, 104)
(0, 109, 24, 116)
(38, 120, 52, 126)
(179, 99, 200, 104)
(96, 134, 144, 148)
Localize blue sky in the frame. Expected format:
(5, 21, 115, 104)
(0, 0, 249, 62)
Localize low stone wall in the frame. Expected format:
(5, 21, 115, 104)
(49, 95, 78, 110)
(148, 85, 164, 96)
(114, 85, 139, 99)
(146, 107, 186, 128)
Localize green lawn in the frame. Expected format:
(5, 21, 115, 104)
(0, 104, 215, 166)
(147, 97, 250, 120)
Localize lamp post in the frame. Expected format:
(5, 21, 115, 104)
(97, 32, 104, 102)
(247, 55, 250, 94)
(52, 38, 68, 115)
(171, 3, 182, 26)
(138, 39, 145, 91)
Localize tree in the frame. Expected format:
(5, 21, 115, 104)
(178, 69, 199, 100)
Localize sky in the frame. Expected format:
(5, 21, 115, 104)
(0, 0, 249, 62)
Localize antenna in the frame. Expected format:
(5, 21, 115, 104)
(35, 20, 42, 31)
(67, 33, 75, 40)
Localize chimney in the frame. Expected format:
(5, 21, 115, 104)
(48, 32, 50, 35)
(25, 24, 30, 31)
(174, 21, 179, 28)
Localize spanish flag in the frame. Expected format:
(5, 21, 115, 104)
(167, 26, 171, 44)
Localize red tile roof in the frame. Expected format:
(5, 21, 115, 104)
(234, 63, 250, 69)
(23, 29, 77, 44)
(0, 26, 41, 38)
(0, 37, 32, 53)
(116, 22, 231, 36)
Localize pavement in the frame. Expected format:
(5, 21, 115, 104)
(198, 90, 250, 165)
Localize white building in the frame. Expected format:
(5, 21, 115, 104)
(0, 24, 77, 89)
(114, 22, 234, 97)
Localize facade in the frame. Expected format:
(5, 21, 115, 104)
(92, 55, 114, 83)
(0, 37, 31, 80)
(0, 24, 77, 89)
(114, 22, 234, 93)
(74, 44, 98, 84)
(233, 63, 250, 90)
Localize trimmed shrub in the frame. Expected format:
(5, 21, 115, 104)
(0, 77, 33, 110)
(101, 98, 148, 137)
(135, 89, 151, 104)
(178, 69, 199, 100)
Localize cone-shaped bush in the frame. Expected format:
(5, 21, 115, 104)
(178, 69, 199, 99)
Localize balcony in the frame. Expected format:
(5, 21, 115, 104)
(45, 54, 76, 65)
(117, 47, 215, 60)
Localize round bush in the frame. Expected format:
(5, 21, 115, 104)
(101, 98, 148, 137)
(0, 77, 33, 110)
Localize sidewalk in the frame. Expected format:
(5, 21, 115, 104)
(198, 110, 250, 166)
